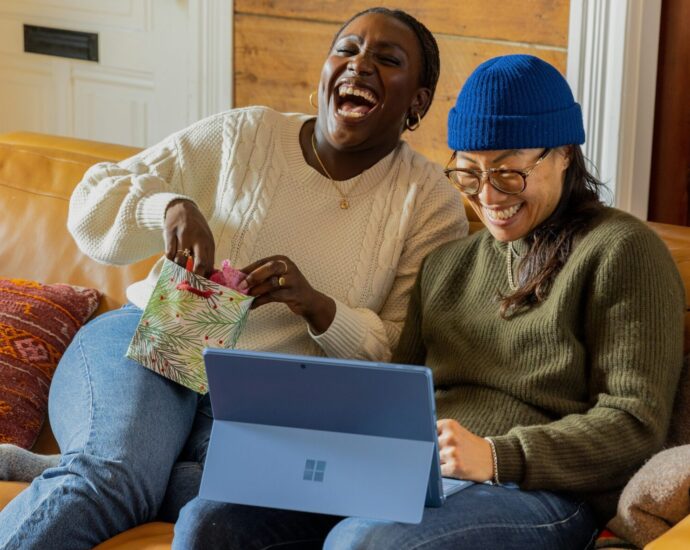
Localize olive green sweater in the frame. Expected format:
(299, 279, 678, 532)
(394, 208, 685, 522)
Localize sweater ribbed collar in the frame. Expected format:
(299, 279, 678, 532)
(494, 236, 529, 257)
(279, 114, 404, 199)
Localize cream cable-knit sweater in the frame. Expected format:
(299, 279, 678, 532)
(68, 107, 467, 360)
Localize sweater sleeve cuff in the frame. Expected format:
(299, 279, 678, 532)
(490, 434, 526, 484)
(136, 192, 195, 230)
(308, 299, 366, 358)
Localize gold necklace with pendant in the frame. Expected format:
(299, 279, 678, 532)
(311, 131, 363, 210)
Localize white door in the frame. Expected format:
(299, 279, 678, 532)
(0, 0, 231, 147)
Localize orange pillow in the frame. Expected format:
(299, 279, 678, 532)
(0, 278, 100, 448)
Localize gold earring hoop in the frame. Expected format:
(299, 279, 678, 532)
(309, 91, 318, 109)
(405, 112, 421, 131)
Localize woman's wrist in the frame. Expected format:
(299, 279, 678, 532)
(165, 198, 195, 217)
(304, 292, 336, 335)
(484, 437, 500, 485)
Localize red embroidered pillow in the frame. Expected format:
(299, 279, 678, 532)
(0, 278, 100, 448)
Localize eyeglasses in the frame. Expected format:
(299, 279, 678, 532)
(444, 148, 551, 196)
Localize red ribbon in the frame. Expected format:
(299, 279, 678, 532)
(175, 281, 216, 298)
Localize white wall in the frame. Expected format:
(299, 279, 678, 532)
(0, 0, 232, 147)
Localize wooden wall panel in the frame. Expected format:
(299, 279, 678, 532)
(234, 15, 333, 109)
(234, 14, 567, 165)
(234, 0, 570, 47)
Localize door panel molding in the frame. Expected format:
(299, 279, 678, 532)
(74, 78, 150, 146)
(0, 0, 151, 32)
(0, 0, 233, 147)
(189, 0, 233, 120)
(567, 0, 662, 219)
(0, 56, 55, 133)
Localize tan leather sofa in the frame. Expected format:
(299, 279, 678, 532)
(0, 131, 688, 549)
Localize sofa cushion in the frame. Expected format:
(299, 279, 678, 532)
(648, 222, 690, 353)
(667, 355, 690, 447)
(0, 278, 99, 448)
(93, 522, 174, 550)
(0, 480, 27, 511)
(0, 134, 156, 315)
(645, 513, 690, 550)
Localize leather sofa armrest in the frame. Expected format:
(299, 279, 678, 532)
(0, 131, 140, 161)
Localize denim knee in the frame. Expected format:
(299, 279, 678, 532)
(158, 461, 203, 523)
(173, 497, 218, 550)
(324, 517, 391, 550)
(62, 452, 166, 523)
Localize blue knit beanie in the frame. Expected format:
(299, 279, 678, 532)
(447, 55, 585, 151)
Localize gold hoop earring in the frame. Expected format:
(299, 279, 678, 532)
(309, 91, 318, 109)
(406, 112, 421, 131)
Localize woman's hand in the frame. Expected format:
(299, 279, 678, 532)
(238, 255, 336, 334)
(437, 419, 494, 482)
(164, 199, 215, 276)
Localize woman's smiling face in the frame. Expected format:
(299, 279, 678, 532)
(458, 148, 571, 242)
(318, 12, 429, 153)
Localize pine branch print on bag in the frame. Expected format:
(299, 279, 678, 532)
(126, 259, 253, 393)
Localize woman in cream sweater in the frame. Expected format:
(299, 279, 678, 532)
(0, 8, 466, 549)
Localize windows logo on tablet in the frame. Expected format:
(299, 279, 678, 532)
(303, 459, 327, 482)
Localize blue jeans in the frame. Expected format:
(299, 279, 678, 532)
(174, 500, 341, 549)
(0, 306, 200, 549)
(158, 394, 214, 523)
(174, 485, 597, 549)
(0, 306, 599, 549)
(324, 484, 598, 550)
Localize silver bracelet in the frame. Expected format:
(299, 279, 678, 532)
(484, 437, 500, 485)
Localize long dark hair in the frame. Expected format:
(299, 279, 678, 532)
(500, 145, 605, 318)
(331, 7, 440, 121)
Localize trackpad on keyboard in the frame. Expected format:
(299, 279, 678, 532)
(442, 477, 473, 497)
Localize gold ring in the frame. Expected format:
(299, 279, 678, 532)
(276, 259, 288, 274)
(278, 276, 286, 287)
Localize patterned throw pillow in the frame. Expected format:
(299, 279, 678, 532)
(0, 278, 100, 448)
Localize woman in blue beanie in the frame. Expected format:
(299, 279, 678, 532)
(324, 55, 685, 548)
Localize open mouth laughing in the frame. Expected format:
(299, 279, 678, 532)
(335, 81, 380, 120)
(483, 203, 523, 222)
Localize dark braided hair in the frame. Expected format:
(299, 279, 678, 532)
(500, 145, 606, 318)
(330, 7, 440, 121)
